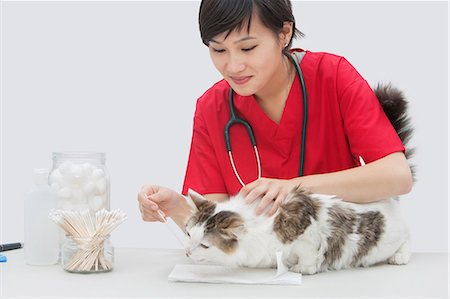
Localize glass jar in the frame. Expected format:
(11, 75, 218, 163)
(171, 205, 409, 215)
(49, 152, 110, 213)
(49, 152, 113, 273)
(61, 235, 114, 273)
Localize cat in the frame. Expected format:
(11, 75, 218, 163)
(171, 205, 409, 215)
(184, 188, 410, 275)
(184, 83, 414, 274)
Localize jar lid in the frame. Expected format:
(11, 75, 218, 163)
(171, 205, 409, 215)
(52, 152, 105, 163)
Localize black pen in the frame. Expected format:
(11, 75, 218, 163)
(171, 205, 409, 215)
(0, 242, 23, 252)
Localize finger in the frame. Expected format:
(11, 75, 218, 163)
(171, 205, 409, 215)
(140, 184, 158, 196)
(137, 190, 147, 202)
(156, 210, 167, 222)
(140, 201, 160, 219)
(277, 191, 289, 205)
(267, 191, 288, 216)
(267, 202, 279, 217)
(142, 212, 163, 222)
(139, 194, 159, 208)
(240, 179, 261, 197)
(138, 190, 158, 208)
(142, 196, 168, 217)
(245, 185, 267, 204)
(140, 204, 166, 222)
(147, 192, 165, 204)
(138, 194, 158, 215)
(257, 201, 275, 217)
(141, 185, 166, 208)
(267, 196, 282, 216)
(256, 189, 277, 215)
(255, 188, 278, 215)
(140, 204, 158, 218)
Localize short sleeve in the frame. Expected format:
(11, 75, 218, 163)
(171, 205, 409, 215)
(337, 58, 405, 163)
(181, 100, 227, 195)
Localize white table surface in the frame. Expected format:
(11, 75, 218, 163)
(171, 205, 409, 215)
(0, 248, 448, 298)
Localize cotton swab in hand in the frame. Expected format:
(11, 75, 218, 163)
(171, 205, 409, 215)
(157, 210, 167, 223)
(146, 196, 187, 248)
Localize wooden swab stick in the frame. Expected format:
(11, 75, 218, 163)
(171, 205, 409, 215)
(49, 208, 126, 272)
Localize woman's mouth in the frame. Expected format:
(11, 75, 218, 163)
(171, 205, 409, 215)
(230, 76, 252, 85)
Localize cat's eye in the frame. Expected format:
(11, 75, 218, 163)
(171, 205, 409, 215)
(186, 232, 190, 237)
(200, 243, 209, 249)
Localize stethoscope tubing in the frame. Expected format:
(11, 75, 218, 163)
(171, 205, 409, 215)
(290, 54, 308, 177)
(225, 53, 308, 186)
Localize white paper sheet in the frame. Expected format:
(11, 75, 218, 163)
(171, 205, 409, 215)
(168, 251, 302, 285)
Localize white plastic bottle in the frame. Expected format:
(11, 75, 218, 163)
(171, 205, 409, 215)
(24, 168, 59, 265)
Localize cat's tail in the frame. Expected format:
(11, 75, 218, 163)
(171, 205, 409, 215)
(374, 83, 416, 180)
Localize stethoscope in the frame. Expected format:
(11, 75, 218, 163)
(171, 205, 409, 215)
(224, 53, 308, 187)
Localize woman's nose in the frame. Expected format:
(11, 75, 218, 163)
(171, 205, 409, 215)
(226, 55, 245, 74)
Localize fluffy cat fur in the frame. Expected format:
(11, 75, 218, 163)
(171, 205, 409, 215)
(185, 189, 410, 274)
(184, 83, 414, 274)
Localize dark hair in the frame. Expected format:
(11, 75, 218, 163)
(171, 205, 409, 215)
(199, 0, 304, 53)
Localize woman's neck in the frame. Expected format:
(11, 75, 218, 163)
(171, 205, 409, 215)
(254, 55, 295, 123)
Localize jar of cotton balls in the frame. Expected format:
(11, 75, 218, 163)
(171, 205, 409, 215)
(49, 152, 110, 213)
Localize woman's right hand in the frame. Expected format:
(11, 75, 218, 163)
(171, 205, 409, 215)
(137, 185, 184, 223)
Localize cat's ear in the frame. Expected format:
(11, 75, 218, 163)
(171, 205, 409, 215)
(187, 188, 207, 211)
(226, 224, 247, 240)
(219, 213, 247, 240)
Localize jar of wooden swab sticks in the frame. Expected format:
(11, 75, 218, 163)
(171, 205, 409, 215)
(49, 209, 127, 273)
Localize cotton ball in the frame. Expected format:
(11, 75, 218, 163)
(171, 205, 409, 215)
(91, 168, 105, 180)
(70, 164, 83, 179)
(95, 178, 107, 195)
(49, 169, 64, 185)
(55, 173, 72, 188)
(82, 182, 96, 196)
(62, 166, 85, 188)
(74, 204, 90, 212)
(61, 177, 77, 189)
(57, 187, 72, 199)
(82, 163, 94, 177)
(71, 189, 87, 204)
(89, 195, 104, 212)
(58, 161, 73, 176)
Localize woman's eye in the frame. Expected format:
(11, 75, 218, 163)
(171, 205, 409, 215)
(200, 243, 209, 249)
(242, 45, 257, 52)
(212, 48, 225, 53)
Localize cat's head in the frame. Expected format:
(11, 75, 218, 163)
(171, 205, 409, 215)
(184, 189, 247, 266)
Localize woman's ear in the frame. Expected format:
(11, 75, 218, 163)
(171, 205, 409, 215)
(279, 21, 294, 47)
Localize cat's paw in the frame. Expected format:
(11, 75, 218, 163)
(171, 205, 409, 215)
(388, 252, 411, 265)
(290, 264, 318, 275)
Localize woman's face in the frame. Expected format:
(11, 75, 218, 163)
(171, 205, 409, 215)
(208, 14, 289, 97)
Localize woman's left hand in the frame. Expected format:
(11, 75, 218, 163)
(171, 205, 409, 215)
(239, 177, 301, 216)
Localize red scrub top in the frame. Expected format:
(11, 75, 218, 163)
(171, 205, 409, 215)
(182, 50, 405, 196)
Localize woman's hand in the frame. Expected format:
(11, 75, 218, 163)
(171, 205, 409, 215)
(137, 185, 185, 223)
(239, 177, 301, 216)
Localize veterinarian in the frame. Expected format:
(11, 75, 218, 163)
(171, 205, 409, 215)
(138, 0, 413, 229)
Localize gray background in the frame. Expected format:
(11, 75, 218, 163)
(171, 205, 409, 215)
(1, 1, 448, 252)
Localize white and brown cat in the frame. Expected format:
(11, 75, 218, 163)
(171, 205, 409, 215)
(184, 84, 414, 275)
